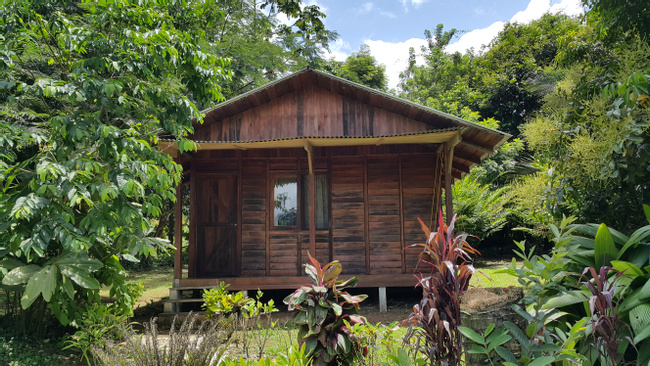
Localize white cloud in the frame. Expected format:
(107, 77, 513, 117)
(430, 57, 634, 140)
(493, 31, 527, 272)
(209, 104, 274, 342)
(400, 0, 429, 11)
(550, 0, 584, 16)
(444, 21, 505, 54)
(364, 38, 427, 90)
(381, 11, 397, 18)
(363, 0, 585, 89)
(359, 2, 375, 13)
(447, 0, 584, 54)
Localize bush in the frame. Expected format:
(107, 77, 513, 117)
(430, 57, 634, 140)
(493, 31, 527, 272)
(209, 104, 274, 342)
(92, 313, 231, 366)
(283, 253, 367, 366)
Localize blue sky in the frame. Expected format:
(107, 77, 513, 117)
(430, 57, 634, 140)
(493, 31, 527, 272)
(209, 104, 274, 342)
(302, 0, 584, 88)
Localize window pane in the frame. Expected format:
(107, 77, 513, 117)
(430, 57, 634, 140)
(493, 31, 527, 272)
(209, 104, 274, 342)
(301, 174, 329, 230)
(274, 177, 297, 226)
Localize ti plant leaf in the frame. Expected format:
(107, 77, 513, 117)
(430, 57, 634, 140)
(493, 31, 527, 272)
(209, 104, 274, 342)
(594, 223, 618, 268)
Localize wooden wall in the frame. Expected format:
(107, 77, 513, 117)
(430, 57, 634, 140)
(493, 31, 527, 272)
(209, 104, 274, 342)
(188, 146, 440, 278)
(192, 85, 433, 142)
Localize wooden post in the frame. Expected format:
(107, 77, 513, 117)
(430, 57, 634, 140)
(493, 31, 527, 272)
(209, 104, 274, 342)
(174, 182, 183, 280)
(443, 133, 460, 224)
(188, 160, 197, 278)
(304, 142, 316, 258)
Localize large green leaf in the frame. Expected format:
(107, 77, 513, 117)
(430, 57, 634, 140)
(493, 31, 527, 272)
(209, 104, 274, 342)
(2, 264, 41, 286)
(611, 260, 644, 277)
(459, 326, 484, 344)
(59, 265, 100, 290)
(541, 290, 585, 309)
(630, 304, 650, 337)
(21, 265, 57, 308)
(594, 223, 618, 268)
(56, 251, 102, 272)
(619, 225, 650, 258)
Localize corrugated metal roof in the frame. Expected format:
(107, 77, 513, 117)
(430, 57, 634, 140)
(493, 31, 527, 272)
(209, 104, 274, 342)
(159, 127, 463, 144)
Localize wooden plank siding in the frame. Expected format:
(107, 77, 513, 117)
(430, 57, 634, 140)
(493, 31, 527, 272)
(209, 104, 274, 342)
(188, 146, 439, 283)
(193, 86, 435, 143)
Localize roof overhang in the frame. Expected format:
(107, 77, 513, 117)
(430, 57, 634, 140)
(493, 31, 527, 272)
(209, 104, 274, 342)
(159, 128, 463, 158)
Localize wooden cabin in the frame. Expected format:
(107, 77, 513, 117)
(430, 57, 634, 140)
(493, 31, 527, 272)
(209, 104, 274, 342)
(160, 68, 510, 313)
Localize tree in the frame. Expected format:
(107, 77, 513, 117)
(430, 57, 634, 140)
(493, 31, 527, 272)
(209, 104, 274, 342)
(476, 13, 582, 136)
(320, 44, 387, 91)
(339, 44, 387, 90)
(518, 36, 650, 232)
(0, 0, 328, 328)
(583, 0, 650, 42)
(210, 0, 337, 99)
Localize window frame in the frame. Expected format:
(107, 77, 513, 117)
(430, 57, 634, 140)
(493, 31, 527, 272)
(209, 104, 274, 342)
(270, 171, 330, 231)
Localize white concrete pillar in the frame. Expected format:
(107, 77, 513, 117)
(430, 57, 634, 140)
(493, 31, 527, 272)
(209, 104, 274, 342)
(379, 287, 387, 312)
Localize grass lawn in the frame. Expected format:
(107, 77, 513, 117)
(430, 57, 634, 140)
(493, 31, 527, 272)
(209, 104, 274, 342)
(100, 267, 175, 307)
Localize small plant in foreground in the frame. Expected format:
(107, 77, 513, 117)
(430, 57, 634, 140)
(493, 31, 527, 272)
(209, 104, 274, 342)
(203, 282, 255, 318)
(283, 253, 367, 366)
(459, 324, 512, 366)
(91, 313, 231, 366)
(403, 211, 479, 366)
(64, 302, 130, 365)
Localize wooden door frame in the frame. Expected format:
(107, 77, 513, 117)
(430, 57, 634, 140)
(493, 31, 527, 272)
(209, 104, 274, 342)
(190, 172, 240, 278)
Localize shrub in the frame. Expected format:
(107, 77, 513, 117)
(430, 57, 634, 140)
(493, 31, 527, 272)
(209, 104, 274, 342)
(92, 313, 230, 366)
(202, 282, 255, 318)
(64, 303, 130, 365)
(283, 253, 367, 366)
(403, 211, 479, 366)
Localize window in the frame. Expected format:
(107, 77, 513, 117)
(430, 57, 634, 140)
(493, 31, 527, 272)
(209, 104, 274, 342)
(274, 177, 298, 227)
(273, 173, 329, 230)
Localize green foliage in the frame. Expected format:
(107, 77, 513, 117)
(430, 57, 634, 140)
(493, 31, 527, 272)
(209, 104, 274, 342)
(459, 324, 512, 366)
(283, 253, 367, 366)
(346, 321, 412, 366)
(63, 302, 131, 365)
(219, 346, 310, 366)
(203, 282, 255, 318)
(0, 0, 232, 327)
(498, 209, 650, 364)
(0, 332, 74, 366)
(403, 212, 479, 366)
(583, 0, 650, 43)
(335, 44, 387, 91)
(452, 170, 511, 243)
(519, 37, 650, 231)
(380, 348, 426, 366)
(209, 0, 336, 99)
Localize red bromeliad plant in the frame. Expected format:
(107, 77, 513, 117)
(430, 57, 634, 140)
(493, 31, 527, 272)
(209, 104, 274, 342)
(404, 211, 480, 366)
(284, 253, 368, 366)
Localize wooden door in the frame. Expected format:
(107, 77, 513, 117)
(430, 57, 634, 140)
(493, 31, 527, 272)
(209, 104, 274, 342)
(196, 174, 238, 277)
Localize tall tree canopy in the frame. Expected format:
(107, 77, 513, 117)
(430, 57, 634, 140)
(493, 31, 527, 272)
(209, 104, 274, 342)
(321, 44, 388, 91)
(0, 0, 329, 326)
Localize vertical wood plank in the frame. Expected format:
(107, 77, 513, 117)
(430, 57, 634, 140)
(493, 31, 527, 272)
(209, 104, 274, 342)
(236, 151, 242, 276)
(174, 179, 183, 280)
(309, 172, 316, 260)
(188, 159, 197, 278)
(363, 153, 370, 274)
(444, 142, 454, 224)
(265, 158, 271, 276)
(327, 155, 333, 262)
(398, 154, 405, 274)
